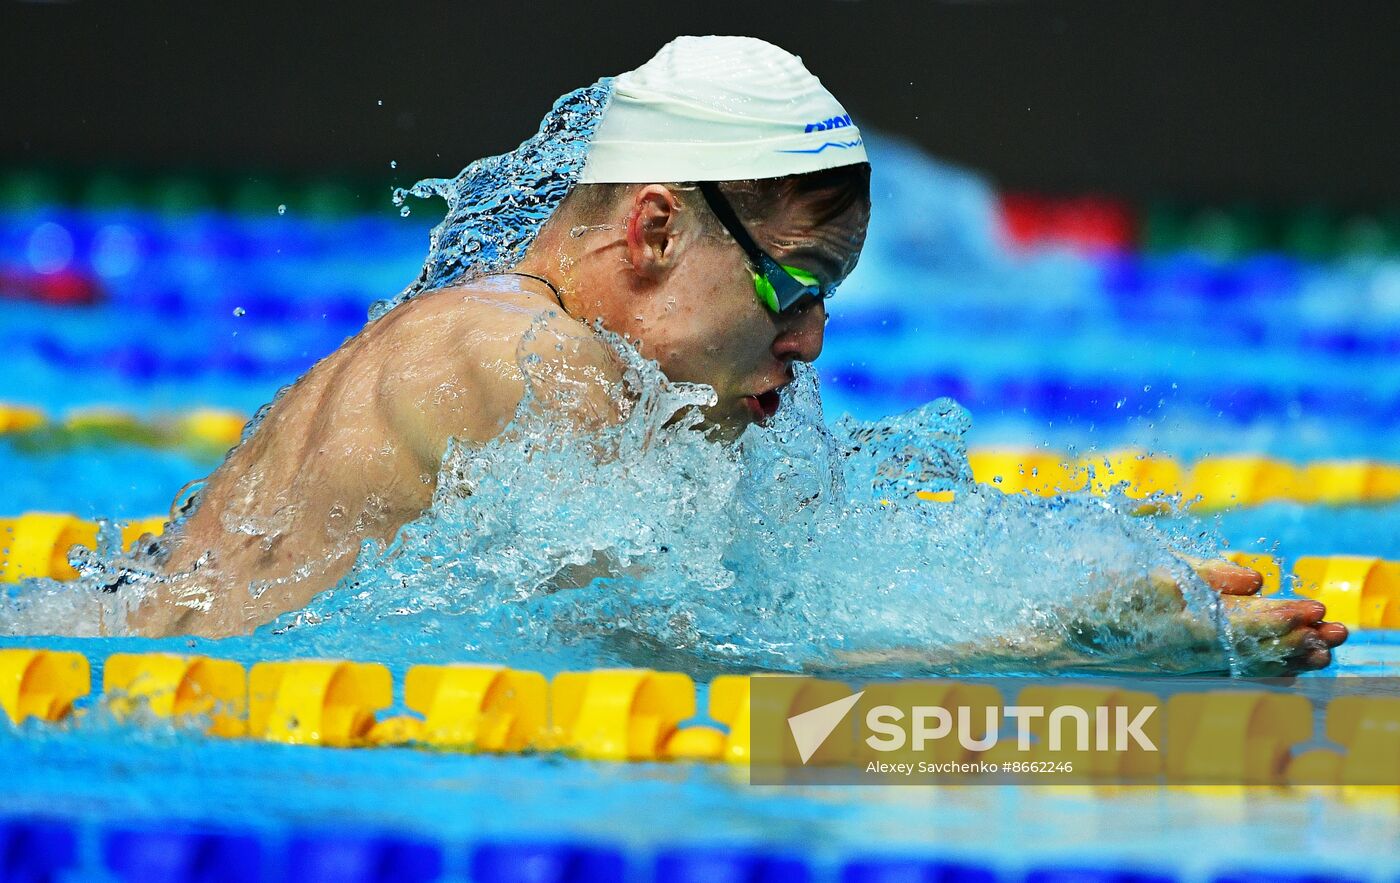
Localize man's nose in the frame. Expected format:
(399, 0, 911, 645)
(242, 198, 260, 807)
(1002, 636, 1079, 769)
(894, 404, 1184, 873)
(771, 301, 826, 364)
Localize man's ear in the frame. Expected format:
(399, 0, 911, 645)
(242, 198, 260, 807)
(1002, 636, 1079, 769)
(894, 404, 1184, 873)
(624, 184, 683, 281)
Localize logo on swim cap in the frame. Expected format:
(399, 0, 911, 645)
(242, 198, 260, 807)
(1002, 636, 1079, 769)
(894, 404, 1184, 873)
(803, 114, 855, 133)
(778, 138, 864, 156)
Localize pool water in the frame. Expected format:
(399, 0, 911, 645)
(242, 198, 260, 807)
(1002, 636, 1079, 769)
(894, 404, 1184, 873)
(3, 131, 1400, 879)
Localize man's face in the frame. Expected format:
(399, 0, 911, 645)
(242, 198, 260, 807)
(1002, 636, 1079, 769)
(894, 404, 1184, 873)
(626, 186, 870, 439)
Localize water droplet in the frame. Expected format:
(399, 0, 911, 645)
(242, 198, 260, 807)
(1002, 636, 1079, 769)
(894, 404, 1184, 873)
(569, 223, 615, 238)
(277, 204, 286, 215)
(233, 306, 246, 317)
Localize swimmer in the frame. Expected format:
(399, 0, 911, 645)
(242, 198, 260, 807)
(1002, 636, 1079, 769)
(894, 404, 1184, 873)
(123, 36, 1345, 674)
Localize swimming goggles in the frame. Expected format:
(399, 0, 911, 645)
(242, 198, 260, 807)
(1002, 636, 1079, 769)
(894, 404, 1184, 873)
(697, 181, 831, 316)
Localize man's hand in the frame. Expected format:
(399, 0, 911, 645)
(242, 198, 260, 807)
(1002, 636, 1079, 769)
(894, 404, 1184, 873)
(1181, 557, 1348, 674)
(830, 557, 1349, 677)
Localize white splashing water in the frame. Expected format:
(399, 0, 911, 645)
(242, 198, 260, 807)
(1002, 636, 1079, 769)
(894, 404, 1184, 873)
(229, 320, 1244, 676)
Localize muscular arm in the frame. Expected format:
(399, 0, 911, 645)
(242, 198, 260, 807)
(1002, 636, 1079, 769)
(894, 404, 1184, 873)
(129, 285, 626, 638)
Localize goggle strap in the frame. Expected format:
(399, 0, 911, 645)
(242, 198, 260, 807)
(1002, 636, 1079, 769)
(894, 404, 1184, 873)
(697, 181, 768, 267)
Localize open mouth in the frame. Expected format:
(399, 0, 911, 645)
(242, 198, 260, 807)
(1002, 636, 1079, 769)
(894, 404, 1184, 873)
(743, 388, 783, 422)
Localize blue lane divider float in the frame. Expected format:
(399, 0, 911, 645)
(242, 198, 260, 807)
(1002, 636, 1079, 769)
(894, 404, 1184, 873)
(287, 832, 443, 883)
(0, 817, 77, 883)
(0, 209, 431, 273)
(100, 826, 443, 883)
(24, 322, 1400, 425)
(0, 817, 1382, 883)
(1098, 253, 1306, 304)
(1211, 874, 1364, 883)
(103, 826, 261, 883)
(843, 857, 996, 883)
(471, 842, 625, 883)
(824, 368, 1400, 425)
(102, 285, 371, 326)
(15, 331, 318, 382)
(1025, 869, 1175, 883)
(654, 848, 809, 883)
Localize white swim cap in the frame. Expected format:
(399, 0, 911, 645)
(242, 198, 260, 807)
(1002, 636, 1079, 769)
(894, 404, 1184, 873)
(578, 35, 868, 184)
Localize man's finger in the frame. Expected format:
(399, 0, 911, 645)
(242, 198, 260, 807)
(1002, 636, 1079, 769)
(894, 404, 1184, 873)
(1265, 599, 1327, 628)
(1290, 631, 1332, 670)
(1195, 559, 1264, 595)
(1293, 600, 1327, 626)
(1317, 620, 1349, 647)
(1304, 647, 1332, 669)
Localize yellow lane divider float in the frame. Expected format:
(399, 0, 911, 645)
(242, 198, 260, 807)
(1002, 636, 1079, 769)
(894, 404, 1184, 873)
(1325, 697, 1400, 795)
(0, 403, 246, 457)
(375, 664, 548, 751)
(969, 448, 1400, 510)
(1293, 556, 1400, 629)
(1166, 690, 1312, 787)
(249, 660, 393, 746)
(103, 652, 247, 737)
(0, 648, 89, 724)
(550, 669, 695, 760)
(710, 673, 856, 765)
(2, 447, 1395, 581)
(0, 513, 165, 582)
(1285, 696, 1400, 800)
(0, 404, 45, 434)
(4, 654, 1400, 800)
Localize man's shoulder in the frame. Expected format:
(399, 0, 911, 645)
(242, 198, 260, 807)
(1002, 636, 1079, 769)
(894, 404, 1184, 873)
(376, 277, 623, 404)
(393, 279, 596, 353)
(375, 277, 626, 455)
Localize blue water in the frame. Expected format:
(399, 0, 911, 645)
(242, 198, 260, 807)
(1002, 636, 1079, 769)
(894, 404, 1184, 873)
(4, 111, 1400, 875)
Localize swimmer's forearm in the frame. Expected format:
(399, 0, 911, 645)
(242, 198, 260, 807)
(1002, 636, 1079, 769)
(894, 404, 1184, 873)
(830, 632, 1092, 675)
(831, 635, 1221, 676)
(830, 604, 1230, 676)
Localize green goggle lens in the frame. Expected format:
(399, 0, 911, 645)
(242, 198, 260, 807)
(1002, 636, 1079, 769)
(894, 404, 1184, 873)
(752, 264, 823, 315)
